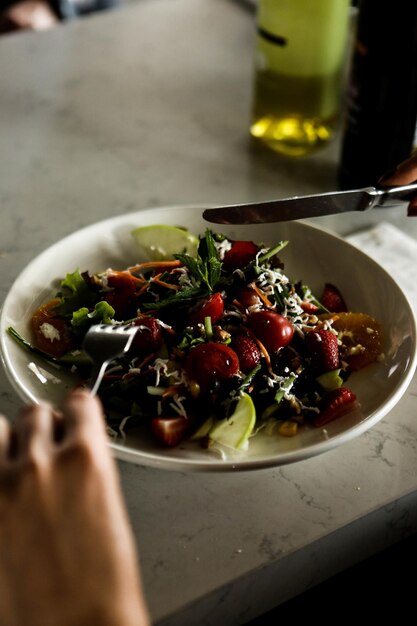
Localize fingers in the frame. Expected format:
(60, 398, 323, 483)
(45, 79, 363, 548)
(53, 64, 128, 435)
(3, 0, 58, 32)
(0, 415, 12, 464)
(408, 196, 417, 217)
(13, 403, 55, 462)
(0, 391, 109, 470)
(379, 153, 417, 186)
(61, 389, 108, 445)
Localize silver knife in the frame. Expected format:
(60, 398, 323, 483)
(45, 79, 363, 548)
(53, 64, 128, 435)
(202, 182, 417, 224)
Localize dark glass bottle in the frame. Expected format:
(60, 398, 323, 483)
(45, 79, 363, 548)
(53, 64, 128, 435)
(338, 0, 417, 189)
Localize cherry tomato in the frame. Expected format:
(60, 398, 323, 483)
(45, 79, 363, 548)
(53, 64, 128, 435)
(246, 310, 293, 352)
(186, 342, 239, 386)
(189, 292, 224, 326)
(236, 287, 262, 310)
(31, 298, 74, 358)
(223, 240, 258, 271)
(131, 315, 162, 354)
(151, 415, 190, 447)
(104, 271, 140, 320)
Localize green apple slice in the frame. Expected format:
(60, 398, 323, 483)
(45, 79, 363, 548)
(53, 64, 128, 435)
(209, 393, 256, 450)
(131, 224, 198, 261)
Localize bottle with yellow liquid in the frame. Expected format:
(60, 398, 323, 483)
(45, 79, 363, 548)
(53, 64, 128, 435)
(250, 0, 351, 157)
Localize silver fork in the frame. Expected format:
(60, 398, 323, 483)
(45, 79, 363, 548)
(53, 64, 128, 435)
(82, 324, 139, 395)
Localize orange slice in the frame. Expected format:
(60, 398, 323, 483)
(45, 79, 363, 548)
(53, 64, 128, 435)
(320, 312, 382, 371)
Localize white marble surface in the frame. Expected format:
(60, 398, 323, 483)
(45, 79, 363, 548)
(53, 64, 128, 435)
(1, 1, 417, 624)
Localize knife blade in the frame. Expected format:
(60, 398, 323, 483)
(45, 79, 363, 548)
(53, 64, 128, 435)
(202, 182, 417, 224)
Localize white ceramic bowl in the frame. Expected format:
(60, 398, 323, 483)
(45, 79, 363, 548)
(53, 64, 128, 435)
(1, 206, 416, 471)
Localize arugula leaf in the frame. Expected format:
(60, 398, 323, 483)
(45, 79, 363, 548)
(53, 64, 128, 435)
(177, 330, 206, 350)
(53, 270, 97, 316)
(273, 284, 291, 312)
(142, 286, 207, 310)
(220, 364, 261, 418)
(6, 326, 90, 368)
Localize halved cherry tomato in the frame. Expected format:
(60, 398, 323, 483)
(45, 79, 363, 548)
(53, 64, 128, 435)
(223, 240, 258, 271)
(151, 415, 190, 447)
(186, 342, 239, 386)
(236, 287, 262, 309)
(131, 315, 162, 354)
(246, 310, 293, 352)
(31, 298, 74, 357)
(188, 292, 224, 326)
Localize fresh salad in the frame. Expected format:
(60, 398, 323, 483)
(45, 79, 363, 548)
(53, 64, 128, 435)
(8, 225, 383, 452)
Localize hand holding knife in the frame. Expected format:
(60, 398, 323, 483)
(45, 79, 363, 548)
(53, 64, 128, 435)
(203, 154, 417, 225)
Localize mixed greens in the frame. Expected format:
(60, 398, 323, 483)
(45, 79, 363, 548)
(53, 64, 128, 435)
(8, 227, 382, 452)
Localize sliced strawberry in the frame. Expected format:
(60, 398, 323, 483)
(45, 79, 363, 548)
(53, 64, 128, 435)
(130, 315, 162, 354)
(321, 283, 348, 313)
(151, 415, 190, 447)
(223, 240, 258, 271)
(305, 328, 339, 373)
(313, 387, 357, 427)
(232, 334, 261, 372)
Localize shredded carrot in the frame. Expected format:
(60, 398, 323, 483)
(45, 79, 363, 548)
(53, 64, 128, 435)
(122, 353, 157, 379)
(151, 273, 179, 291)
(162, 384, 185, 398)
(136, 353, 157, 370)
(232, 298, 246, 311)
(317, 313, 340, 328)
(136, 283, 149, 298)
(249, 282, 273, 308)
(128, 260, 182, 274)
(108, 270, 146, 284)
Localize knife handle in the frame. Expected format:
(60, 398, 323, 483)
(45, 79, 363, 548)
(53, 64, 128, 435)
(375, 181, 417, 207)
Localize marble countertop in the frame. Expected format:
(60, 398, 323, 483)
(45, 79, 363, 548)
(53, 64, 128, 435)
(1, 1, 417, 623)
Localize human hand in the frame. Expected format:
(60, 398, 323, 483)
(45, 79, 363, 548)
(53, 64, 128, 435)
(0, 0, 58, 34)
(379, 152, 417, 216)
(0, 390, 149, 626)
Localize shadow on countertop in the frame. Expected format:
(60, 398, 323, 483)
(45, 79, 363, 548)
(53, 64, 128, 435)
(245, 532, 417, 624)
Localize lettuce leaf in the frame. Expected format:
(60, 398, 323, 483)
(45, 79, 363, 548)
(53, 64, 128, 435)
(53, 270, 97, 316)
